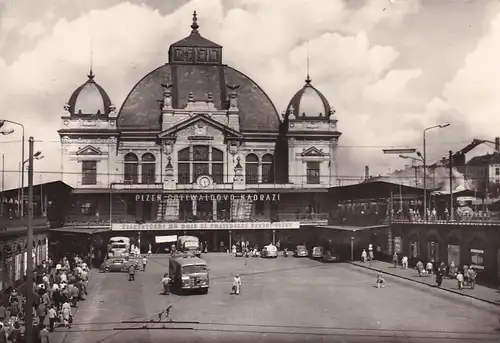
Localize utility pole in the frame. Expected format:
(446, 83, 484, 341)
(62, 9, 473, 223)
(25, 137, 34, 343)
(449, 150, 454, 221)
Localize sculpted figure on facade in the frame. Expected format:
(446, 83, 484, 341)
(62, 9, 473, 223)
(63, 103, 71, 115)
(288, 105, 296, 120)
(161, 83, 173, 110)
(227, 84, 240, 109)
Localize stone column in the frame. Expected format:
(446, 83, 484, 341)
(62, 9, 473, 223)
(229, 230, 232, 250)
(272, 230, 276, 245)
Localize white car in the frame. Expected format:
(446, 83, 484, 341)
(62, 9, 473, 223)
(261, 245, 278, 258)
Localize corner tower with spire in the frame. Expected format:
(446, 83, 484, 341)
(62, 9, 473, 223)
(57, 64, 118, 187)
(278, 72, 342, 187)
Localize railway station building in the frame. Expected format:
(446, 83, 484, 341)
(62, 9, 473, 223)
(56, 13, 340, 252)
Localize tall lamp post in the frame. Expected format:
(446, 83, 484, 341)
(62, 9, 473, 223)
(0, 126, 15, 217)
(423, 124, 450, 220)
(0, 120, 25, 216)
(25, 137, 43, 343)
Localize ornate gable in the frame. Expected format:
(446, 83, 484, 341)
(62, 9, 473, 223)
(301, 147, 325, 157)
(76, 145, 102, 156)
(159, 114, 242, 140)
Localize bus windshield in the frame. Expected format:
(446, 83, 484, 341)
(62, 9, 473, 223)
(182, 265, 207, 274)
(111, 243, 127, 249)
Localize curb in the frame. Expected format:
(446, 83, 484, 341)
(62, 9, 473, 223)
(348, 261, 500, 307)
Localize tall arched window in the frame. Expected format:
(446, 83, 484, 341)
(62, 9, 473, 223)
(245, 154, 259, 184)
(177, 146, 225, 184)
(124, 153, 138, 183)
(212, 148, 223, 183)
(261, 154, 274, 183)
(178, 148, 190, 184)
(141, 153, 156, 184)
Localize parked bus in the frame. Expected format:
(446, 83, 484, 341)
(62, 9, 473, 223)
(169, 255, 209, 294)
(108, 237, 130, 258)
(176, 236, 201, 257)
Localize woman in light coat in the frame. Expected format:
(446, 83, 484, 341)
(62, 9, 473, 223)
(61, 301, 72, 327)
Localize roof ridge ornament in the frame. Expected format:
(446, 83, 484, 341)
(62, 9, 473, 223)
(191, 10, 199, 33)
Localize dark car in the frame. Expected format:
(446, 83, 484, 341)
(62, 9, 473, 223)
(100, 258, 138, 273)
(322, 250, 341, 263)
(293, 245, 308, 257)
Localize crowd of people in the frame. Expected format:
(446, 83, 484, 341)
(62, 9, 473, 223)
(0, 254, 90, 342)
(389, 253, 478, 289)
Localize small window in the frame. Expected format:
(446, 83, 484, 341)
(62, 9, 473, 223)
(495, 167, 499, 176)
(82, 161, 97, 185)
(306, 162, 320, 184)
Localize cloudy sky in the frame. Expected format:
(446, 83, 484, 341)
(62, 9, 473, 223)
(0, 0, 499, 189)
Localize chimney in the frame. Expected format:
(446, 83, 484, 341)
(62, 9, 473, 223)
(495, 137, 500, 152)
(365, 166, 369, 180)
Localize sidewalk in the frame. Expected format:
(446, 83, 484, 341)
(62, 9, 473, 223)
(350, 260, 500, 306)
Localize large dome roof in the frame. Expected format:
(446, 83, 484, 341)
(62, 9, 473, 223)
(285, 77, 333, 120)
(67, 71, 112, 115)
(117, 11, 280, 133)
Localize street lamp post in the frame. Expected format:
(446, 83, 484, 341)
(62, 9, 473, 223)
(350, 236, 354, 261)
(423, 124, 450, 220)
(0, 120, 25, 217)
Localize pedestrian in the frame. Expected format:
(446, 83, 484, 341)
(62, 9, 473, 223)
(47, 306, 57, 332)
(456, 271, 464, 290)
(61, 301, 71, 327)
(376, 271, 386, 288)
(7, 321, 21, 343)
(220, 241, 224, 253)
(463, 265, 469, 286)
(142, 256, 148, 272)
(426, 261, 433, 275)
(436, 267, 443, 287)
(368, 244, 374, 261)
(416, 261, 424, 276)
(232, 274, 242, 295)
(361, 249, 367, 262)
(392, 252, 398, 268)
(468, 267, 477, 289)
(161, 274, 171, 295)
(39, 324, 50, 343)
(37, 302, 47, 326)
(0, 323, 7, 343)
(128, 264, 136, 281)
(402, 256, 408, 269)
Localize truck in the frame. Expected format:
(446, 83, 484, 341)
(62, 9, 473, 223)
(169, 255, 209, 294)
(176, 236, 201, 257)
(108, 237, 131, 258)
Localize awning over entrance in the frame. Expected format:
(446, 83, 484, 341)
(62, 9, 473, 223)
(328, 181, 427, 201)
(51, 227, 111, 235)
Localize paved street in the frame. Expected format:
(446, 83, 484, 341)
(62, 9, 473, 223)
(51, 254, 500, 343)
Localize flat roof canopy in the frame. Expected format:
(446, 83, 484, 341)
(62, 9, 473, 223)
(328, 181, 428, 201)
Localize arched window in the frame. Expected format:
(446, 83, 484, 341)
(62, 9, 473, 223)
(141, 153, 156, 184)
(193, 145, 210, 181)
(178, 148, 190, 184)
(124, 153, 138, 183)
(245, 154, 259, 184)
(177, 146, 225, 184)
(261, 154, 274, 183)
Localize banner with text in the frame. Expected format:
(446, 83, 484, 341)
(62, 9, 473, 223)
(112, 221, 301, 231)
